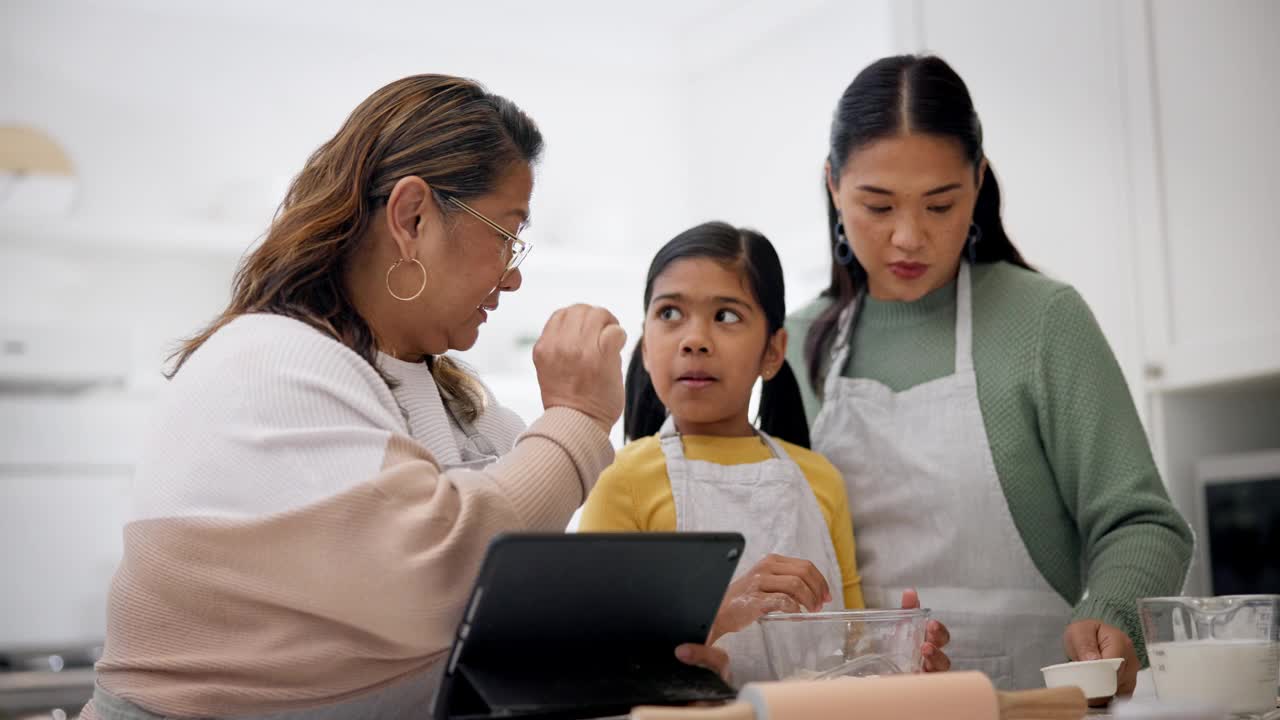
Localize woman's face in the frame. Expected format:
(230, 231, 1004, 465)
(372, 162, 532, 358)
(828, 133, 983, 302)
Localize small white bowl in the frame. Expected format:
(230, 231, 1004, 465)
(1040, 658, 1124, 700)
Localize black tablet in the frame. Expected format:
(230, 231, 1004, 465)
(431, 532, 744, 720)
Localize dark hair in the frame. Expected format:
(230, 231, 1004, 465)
(168, 75, 542, 422)
(624, 222, 811, 448)
(806, 54, 1034, 390)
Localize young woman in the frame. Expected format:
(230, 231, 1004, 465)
(787, 55, 1193, 694)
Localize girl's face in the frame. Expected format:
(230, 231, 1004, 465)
(828, 133, 983, 302)
(641, 257, 786, 437)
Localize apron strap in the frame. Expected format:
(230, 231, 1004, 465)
(444, 400, 500, 459)
(658, 414, 686, 460)
(954, 262, 975, 374)
(753, 429, 788, 461)
(822, 295, 862, 399)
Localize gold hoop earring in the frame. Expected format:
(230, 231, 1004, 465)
(386, 258, 427, 301)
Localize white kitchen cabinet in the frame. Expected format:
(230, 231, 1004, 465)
(1125, 0, 1280, 392)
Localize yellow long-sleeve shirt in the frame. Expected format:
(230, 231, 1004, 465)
(580, 433, 864, 609)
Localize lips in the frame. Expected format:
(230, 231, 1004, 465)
(889, 262, 928, 280)
(676, 371, 717, 389)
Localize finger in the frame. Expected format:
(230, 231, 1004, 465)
(770, 556, 831, 607)
(1098, 627, 1140, 696)
(756, 574, 822, 613)
(755, 591, 804, 616)
(921, 643, 951, 672)
(900, 588, 920, 610)
(598, 323, 627, 355)
(926, 619, 951, 649)
(1096, 625, 1127, 659)
(676, 644, 731, 682)
(580, 304, 618, 338)
(1063, 621, 1102, 662)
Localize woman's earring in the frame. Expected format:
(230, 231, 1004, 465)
(965, 223, 983, 263)
(386, 258, 428, 301)
(833, 221, 855, 266)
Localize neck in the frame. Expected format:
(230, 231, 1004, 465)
(346, 242, 440, 360)
(672, 410, 755, 438)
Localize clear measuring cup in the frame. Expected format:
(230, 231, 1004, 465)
(1139, 595, 1280, 718)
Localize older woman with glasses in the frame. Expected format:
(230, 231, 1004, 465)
(82, 75, 726, 720)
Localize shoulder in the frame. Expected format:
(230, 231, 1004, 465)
(612, 435, 665, 469)
(170, 313, 402, 429)
(972, 261, 1077, 313)
(592, 436, 667, 500)
(971, 262, 1097, 347)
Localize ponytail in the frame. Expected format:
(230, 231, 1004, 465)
(758, 360, 810, 449)
(624, 341, 667, 442)
(970, 163, 1033, 268)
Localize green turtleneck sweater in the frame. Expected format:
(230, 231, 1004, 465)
(785, 261, 1192, 664)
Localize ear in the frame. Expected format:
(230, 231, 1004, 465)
(975, 156, 988, 194)
(640, 333, 652, 375)
(761, 327, 787, 380)
(384, 176, 436, 260)
(825, 159, 840, 205)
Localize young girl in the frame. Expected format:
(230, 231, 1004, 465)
(579, 221, 864, 683)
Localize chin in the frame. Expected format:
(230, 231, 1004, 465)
(878, 277, 937, 303)
(664, 401, 732, 428)
(449, 333, 480, 353)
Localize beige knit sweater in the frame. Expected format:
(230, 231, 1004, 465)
(83, 313, 614, 719)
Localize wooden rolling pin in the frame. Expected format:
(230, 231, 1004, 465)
(631, 672, 1086, 720)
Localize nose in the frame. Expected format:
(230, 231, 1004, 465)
(891, 214, 926, 253)
(679, 325, 712, 356)
(498, 266, 522, 293)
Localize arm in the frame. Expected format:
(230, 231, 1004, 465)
(98, 332, 617, 714)
(1034, 288, 1193, 665)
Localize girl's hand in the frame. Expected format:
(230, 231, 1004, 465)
(709, 554, 831, 642)
(676, 643, 731, 681)
(900, 589, 952, 672)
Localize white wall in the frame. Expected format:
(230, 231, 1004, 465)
(682, 0, 894, 312)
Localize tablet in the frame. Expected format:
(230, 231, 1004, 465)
(431, 532, 744, 720)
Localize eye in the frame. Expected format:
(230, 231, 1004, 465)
(927, 204, 955, 214)
(657, 306, 683, 321)
(715, 309, 742, 324)
(864, 204, 892, 215)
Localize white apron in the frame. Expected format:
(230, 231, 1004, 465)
(659, 416, 844, 685)
(809, 263, 1072, 690)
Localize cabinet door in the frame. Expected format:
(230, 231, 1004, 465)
(1143, 0, 1280, 389)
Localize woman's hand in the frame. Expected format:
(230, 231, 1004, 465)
(900, 589, 952, 672)
(709, 554, 832, 643)
(1064, 619, 1138, 705)
(532, 304, 627, 433)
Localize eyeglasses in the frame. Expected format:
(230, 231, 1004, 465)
(440, 193, 531, 276)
